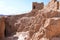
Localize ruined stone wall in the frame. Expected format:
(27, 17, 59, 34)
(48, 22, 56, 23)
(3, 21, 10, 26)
(46, 0, 60, 10)
(32, 2, 44, 10)
(53, 1, 59, 10)
(59, 2, 60, 9)
(52, 1, 59, 10)
(51, 0, 57, 2)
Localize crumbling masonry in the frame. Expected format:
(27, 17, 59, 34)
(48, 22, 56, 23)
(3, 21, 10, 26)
(48, 0, 60, 10)
(32, 2, 44, 10)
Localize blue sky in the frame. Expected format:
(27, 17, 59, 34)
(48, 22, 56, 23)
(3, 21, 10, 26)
(0, 0, 50, 15)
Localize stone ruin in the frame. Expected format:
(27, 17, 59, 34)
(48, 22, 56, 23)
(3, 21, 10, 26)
(1, 0, 60, 40)
(32, 2, 44, 10)
(47, 0, 60, 10)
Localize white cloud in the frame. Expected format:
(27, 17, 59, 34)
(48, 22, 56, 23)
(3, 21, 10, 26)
(57, 0, 60, 1)
(0, 5, 29, 15)
(0, 0, 31, 15)
(0, 1, 23, 15)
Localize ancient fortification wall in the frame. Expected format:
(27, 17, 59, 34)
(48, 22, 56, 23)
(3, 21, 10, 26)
(32, 2, 44, 10)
